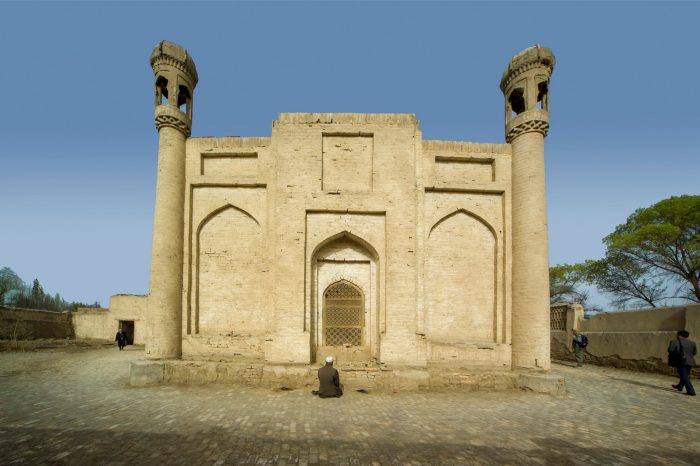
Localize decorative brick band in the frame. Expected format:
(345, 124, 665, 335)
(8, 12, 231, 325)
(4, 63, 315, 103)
(151, 55, 198, 84)
(506, 119, 549, 143)
(155, 113, 191, 137)
(500, 61, 554, 91)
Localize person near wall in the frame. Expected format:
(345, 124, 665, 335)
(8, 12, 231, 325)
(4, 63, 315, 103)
(314, 356, 343, 398)
(668, 330, 696, 396)
(571, 329, 586, 367)
(115, 328, 128, 351)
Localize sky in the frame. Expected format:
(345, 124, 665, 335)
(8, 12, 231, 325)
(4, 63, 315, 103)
(0, 1, 698, 309)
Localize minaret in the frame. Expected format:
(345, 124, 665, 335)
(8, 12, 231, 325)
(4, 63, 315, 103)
(500, 46, 556, 370)
(146, 41, 198, 359)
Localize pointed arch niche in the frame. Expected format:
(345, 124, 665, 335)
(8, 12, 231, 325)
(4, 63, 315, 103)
(310, 233, 380, 364)
(193, 204, 263, 335)
(426, 210, 497, 343)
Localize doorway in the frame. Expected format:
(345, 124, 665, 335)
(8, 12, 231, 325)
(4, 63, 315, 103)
(119, 320, 135, 345)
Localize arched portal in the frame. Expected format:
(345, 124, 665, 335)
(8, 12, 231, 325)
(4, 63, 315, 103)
(195, 205, 263, 335)
(427, 210, 497, 343)
(310, 234, 379, 364)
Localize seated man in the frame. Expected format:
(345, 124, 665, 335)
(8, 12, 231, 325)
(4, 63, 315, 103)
(316, 356, 343, 398)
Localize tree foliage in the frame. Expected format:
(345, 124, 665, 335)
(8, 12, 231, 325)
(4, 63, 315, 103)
(586, 254, 667, 308)
(0, 266, 101, 311)
(0, 267, 24, 305)
(31, 279, 44, 303)
(549, 263, 589, 304)
(590, 195, 700, 306)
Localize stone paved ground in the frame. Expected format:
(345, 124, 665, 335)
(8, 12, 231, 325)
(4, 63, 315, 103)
(0, 346, 698, 465)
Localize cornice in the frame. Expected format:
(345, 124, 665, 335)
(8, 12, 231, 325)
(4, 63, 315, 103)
(501, 61, 554, 91)
(151, 55, 199, 84)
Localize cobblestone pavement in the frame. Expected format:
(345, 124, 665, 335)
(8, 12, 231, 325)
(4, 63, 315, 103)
(1, 347, 698, 465)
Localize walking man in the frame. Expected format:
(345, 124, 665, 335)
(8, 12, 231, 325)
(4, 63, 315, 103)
(668, 330, 696, 396)
(571, 329, 587, 367)
(115, 328, 128, 351)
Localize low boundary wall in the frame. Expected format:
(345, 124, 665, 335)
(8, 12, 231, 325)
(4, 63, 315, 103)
(551, 303, 700, 376)
(1, 294, 147, 345)
(0, 306, 74, 340)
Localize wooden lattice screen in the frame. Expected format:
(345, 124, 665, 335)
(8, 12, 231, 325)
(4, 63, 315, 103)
(550, 304, 568, 331)
(324, 282, 364, 346)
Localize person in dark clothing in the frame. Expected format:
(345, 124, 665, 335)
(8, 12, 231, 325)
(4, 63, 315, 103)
(315, 356, 342, 398)
(668, 330, 696, 396)
(571, 329, 586, 367)
(115, 328, 128, 351)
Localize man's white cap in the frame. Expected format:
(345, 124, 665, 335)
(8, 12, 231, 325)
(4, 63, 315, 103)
(325, 356, 334, 363)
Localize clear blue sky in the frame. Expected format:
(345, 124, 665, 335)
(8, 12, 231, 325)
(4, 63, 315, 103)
(0, 1, 698, 309)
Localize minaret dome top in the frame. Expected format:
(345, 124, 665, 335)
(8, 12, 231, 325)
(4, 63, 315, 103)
(500, 45, 555, 92)
(150, 40, 198, 85)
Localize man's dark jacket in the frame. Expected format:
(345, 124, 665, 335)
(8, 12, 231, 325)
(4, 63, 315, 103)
(115, 331, 127, 345)
(318, 364, 342, 398)
(668, 338, 697, 367)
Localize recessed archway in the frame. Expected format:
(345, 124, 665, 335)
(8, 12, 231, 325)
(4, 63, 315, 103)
(310, 233, 379, 364)
(195, 204, 263, 335)
(427, 209, 497, 344)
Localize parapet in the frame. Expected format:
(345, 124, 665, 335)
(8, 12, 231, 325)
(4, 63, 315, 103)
(274, 113, 418, 127)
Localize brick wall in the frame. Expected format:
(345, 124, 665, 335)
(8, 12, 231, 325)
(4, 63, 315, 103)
(175, 113, 518, 368)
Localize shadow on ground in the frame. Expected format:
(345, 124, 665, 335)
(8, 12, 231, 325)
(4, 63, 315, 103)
(0, 426, 696, 465)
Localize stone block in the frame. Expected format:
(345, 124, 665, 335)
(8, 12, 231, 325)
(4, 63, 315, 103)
(130, 361, 164, 387)
(517, 372, 566, 396)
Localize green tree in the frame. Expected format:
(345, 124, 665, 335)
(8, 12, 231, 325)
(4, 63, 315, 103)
(54, 293, 64, 310)
(586, 254, 667, 308)
(595, 195, 700, 304)
(549, 263, 589, 304)
(31, 278, 45, 305)
(1, 269, 94, 312)
(0, 267, 25, 305)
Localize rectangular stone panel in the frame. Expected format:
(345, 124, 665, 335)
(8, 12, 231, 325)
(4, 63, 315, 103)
(322, 133, 373, 191)
(434, 156, 494, 185)
(200, 152, 258, 177)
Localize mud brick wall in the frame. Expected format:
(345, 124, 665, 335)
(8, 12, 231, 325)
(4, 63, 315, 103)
(0, 306, 74, 339)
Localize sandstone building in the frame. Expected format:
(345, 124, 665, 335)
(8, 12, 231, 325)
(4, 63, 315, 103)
(142, 41, 555, 372)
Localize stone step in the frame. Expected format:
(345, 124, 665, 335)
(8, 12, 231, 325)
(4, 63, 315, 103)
(130, 359, 566, 395)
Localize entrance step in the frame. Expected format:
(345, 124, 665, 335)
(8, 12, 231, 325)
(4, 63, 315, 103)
(130, 360, 566, 395)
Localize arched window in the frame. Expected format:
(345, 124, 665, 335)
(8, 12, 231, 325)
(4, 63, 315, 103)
(324, 281, 364, 346)
(537, 80, 549, 110)
(178, 85, 191, 114)
(155, 76, 169, 106)
(508, 87, 525, 116)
